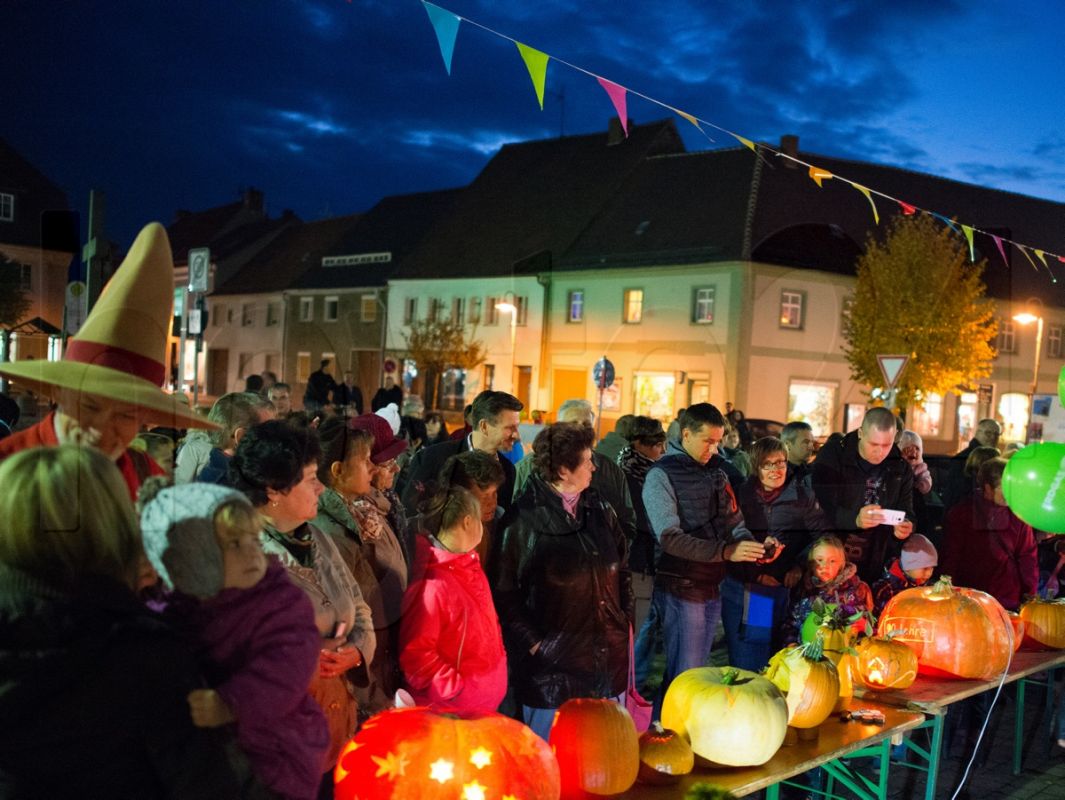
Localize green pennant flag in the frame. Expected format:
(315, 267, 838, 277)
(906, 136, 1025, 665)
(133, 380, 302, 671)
(961, 224, 975, 262)
(516, 42, 550, 110)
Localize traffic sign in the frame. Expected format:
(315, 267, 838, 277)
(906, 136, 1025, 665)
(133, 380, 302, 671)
(593, 357, 615, 390)
(188, 247, 210, 292)
(876, 354, 909, 390)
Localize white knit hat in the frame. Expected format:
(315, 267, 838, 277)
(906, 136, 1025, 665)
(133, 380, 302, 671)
(900, 533, 938, 572)
(375, 402, 401, 435)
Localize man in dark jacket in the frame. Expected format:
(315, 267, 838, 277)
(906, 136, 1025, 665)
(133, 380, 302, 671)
(332, 370, 364, 415)
(811, 407, 915, 584)
(400, 390, 522, 516)
(371, 375, 404, 412)
(641, 403, 763, 711)
(302, 359, 336, 415)
(939, 417, 1001, 510)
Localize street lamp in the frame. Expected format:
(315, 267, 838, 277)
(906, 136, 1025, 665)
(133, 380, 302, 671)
(495, 292, 518, 394)
(1012, 298, 1044, 443)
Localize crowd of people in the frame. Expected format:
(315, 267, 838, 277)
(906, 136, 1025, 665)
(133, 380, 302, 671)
(0, 223, 1062, 798)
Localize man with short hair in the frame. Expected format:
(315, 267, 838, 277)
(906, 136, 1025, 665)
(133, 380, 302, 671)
(781, 421, 816, 483)
(400, 390, 523, 516)
(641, 403, 764, 711)
(332, 370, 364, 416)
(372, 375, 404, 412)
(812, 407, 915, 583)
(303, 359, 336, 415)
(267, 382, 292, 416)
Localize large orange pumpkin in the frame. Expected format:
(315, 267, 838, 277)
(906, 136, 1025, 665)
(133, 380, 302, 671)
(661, 667, 787, 767)
(876, 576, 1013, 680)
(334, 707, 560, 800)
(1019, 598, 1065, 648)
(548, 698, 639, 796)
(855, 636, 918, 691)
(763, 641, 840, 728)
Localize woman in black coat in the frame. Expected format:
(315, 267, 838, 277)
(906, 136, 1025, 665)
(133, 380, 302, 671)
(495, 422, 633, 741)
(0, 446, 245, 798)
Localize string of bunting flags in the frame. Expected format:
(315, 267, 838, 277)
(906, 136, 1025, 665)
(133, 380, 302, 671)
(419, 1, 1064, 283)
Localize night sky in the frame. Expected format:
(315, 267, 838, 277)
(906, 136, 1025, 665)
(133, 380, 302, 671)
(6, 0, 1065, 247)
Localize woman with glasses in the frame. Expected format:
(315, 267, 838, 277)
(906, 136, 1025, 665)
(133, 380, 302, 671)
(720, 436, 827, 671)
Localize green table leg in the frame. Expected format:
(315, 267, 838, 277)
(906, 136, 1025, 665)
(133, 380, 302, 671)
(1014, 677, 1026, 775)
(924, 713, 944, 800)
(764, 782, 781, 800)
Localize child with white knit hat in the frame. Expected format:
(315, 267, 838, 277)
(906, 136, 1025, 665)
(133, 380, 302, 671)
(871, 533, 938, 617)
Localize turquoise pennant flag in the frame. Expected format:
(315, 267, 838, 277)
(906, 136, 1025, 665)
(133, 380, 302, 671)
(422, 1, 461, 74)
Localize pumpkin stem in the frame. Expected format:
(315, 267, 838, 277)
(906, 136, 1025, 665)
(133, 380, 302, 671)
(720, 668, 740, 686)
(931, 575, 955, 597)
(801, 635, 825, 662)
(651, 720, 666, 734)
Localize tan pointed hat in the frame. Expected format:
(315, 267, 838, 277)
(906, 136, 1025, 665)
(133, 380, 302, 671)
(0, 222, 216, 429)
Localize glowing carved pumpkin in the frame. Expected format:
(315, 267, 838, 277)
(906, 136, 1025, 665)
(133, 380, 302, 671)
(876, 576, 1012, 680)
(764, 640, 840, 728)
(636, 722, 695, 785)
(334, 707, 560, 800)
(1019, 598, 1065, 649)
(855, 636, 918, 691)
(661, 667, 787, 767)
(548, 698, 639, 796)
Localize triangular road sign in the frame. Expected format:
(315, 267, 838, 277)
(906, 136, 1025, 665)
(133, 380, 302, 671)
(877, 354, 909, 390)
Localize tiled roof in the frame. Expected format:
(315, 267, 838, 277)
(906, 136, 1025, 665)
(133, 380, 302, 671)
(0, 137, 71, 251)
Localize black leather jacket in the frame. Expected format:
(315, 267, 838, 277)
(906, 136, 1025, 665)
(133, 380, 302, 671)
(495, 475, 633, 708)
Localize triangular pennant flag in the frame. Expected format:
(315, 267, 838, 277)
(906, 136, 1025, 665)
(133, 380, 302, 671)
(961, 224, 975, 262)
(898, 201, 917, 215)
(1018, 246, 1038, 271)
(932, 213, 962, 236)
(808, 166, 833, 188)
(1059, 256, 1065, 264)
(422, 1, 461, 75)
(597, 77, 628, 137)
(515, 42, 549, 110)
(992, 235, 1010, 267)
(1035, 249, 1049, 268)
(732, 133, 756, 151)
(673, 108, 702, 131)
(854, 184, 879, 224)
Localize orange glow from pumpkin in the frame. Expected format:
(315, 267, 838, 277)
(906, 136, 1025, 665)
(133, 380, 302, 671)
(462, 780, 487, 800)
(429, 758, 455, 783)
(867, 668, 884, 685)
(469, 747, 493, 769)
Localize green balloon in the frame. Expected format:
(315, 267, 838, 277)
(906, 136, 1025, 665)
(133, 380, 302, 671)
(1002, 442, 1065, 533)
(1059, 365, 1065, 406)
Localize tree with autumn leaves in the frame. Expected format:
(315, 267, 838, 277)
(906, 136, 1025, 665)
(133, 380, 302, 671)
(842, 214, 998, 412)
(403, 317, 486, 410)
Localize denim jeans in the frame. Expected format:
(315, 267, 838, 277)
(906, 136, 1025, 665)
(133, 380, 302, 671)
(652, 587, 723, 718)
(719, 575, 791, 673)
(633, 600, 660, 688)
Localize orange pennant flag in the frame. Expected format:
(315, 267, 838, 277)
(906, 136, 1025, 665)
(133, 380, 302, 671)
(808, 166, 833, 188)
(854, 184, 879, 224)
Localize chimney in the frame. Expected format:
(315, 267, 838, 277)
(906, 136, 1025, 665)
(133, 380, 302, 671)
(780, 134, 799, 168)
(242, 187, 264, 211)
(607, 116, 631, 146)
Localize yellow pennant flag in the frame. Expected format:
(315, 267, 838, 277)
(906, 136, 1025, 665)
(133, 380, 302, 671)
(515, 42, 550, 110)
(1019, 246, 1039, 271)
(808, 166, 833, 188)
(732, 133, 756, 151)
(961, 224, 975, 262)
(1035, 249, 1049, 268)
(674, 108, 702, 131)
(854, 184, 879, 225)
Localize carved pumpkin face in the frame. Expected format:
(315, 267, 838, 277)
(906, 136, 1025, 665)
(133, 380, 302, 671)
(1019, 598, 1065, 649)
(764, 644, 840, 728)
(876, 576, 1012, 680)
(548, 698, 639, 797)
(661, 667, 787, 767)
(334, 707, 561, 800)
(856, 637, 918, 691)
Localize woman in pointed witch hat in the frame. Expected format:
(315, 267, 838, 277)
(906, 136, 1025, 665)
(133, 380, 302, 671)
(0, 222, 217, 499)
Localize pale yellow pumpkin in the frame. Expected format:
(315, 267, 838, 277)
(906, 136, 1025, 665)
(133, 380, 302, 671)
(764, 643, 840, 728)
(661, 667, 787, 767)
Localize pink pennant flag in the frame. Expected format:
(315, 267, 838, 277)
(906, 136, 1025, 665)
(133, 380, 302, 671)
(597, 77, 628, 137)
(961, 224, 975, 262)
(992, 235, 1010, 267)
(898, 201, 916, 215)
(854, 184, 879, 225)
(1059, 256, 1065, 264)
(808, 166, 833, 188)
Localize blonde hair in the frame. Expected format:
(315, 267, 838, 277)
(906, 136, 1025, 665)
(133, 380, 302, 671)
(808, 534, 846, 561)
(213, 500, 265, 541)
(0, 445, 141, 589)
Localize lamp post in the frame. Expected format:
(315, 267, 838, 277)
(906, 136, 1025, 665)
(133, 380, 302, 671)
(1013, 298, 1045, 443)
(495, 292, 518, 394)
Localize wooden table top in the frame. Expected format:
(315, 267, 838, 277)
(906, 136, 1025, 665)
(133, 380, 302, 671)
(852, 647, 1065, 714)
(616, 698, 924, 799)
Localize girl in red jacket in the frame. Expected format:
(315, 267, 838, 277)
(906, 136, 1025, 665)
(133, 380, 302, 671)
(399, 485, 507, 713)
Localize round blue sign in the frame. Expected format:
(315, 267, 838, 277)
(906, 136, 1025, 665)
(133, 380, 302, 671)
(593, 357, 615, 390)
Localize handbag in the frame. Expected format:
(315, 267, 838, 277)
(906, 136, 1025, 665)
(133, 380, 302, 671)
(625, 624, 653, 733)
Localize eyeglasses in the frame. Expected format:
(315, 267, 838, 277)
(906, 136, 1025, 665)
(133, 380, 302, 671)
(760, 460, 788, 471)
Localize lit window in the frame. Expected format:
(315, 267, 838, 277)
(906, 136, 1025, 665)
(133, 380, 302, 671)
(997, 319, 1016, 354)
(623, 289, 643, 324)
(451, 297, 465, 323)
(1048, 326, 1062, 359)
(483, 363, 495, 390)
(404, 297, 417, 324)
(324, 297, 339, 322)
(485, 297, 499, 326)
(468, 297, 482, 324)
(780, 290, 805, 329)
(787, 380, 838, 438)
(361, 295, 377, 322)
(567, 290, 584, 323)
(911, 392, 943, 438)
(296, 353, 311, 383)
(299, 296, 313, 322)
(0, 193, 13, 222)
(241, 303, 254, 327)
(692, 287, 714, 324)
